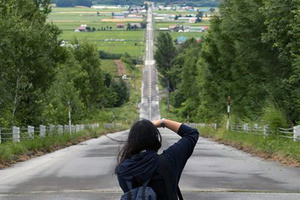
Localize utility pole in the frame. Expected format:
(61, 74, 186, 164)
(226, 96, 231, 130)
(68, 100, 72, 134)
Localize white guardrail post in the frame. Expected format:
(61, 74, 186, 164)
(64, 125, 69, 133)
(244, 123, 249, 133)
(263, 125, 269, 136)
(40, 125, 46, 138)
(253, 124, 259, 133)
(58, 125, 63, 135)
(294, 125, 300, 141)
(13, 126, 20, 142)
(49, 124, 54, 135)
(28, 126, 34, 139)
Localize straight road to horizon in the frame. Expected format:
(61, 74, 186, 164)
(0, 4, 299, 200)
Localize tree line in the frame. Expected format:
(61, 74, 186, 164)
(52, 0, 92, 7)
(0, 0, 130, 127)
(155, 0, 299, 127)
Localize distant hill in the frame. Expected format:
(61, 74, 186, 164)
(52, 0, 218, 7)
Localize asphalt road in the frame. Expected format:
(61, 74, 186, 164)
(0, 5, 299, 200)
(0, 129, 299, 200)
(139, 5, 160, 121)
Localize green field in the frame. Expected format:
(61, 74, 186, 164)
(168, 32, 206, 39)
(48, 7, 145, 58)
(101, 59, 118, 76)
(60, 31, 145, 57)
(155, 7, 218, 14)
(155, 21, 210, 28)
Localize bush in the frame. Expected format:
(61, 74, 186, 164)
(99, 50, 122, 60)
(262, 103, 288, 132)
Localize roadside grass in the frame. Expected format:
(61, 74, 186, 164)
(159, 99, 300, 166)
(0, 125, 128, 167)
(199, 127, 300, 166)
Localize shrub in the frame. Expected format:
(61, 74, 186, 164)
(262, 103, 288, 133)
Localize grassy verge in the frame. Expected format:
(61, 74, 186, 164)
(0, 125, 128, 169)
(159, 99, 300, 167)
(200, 127, 300, 167)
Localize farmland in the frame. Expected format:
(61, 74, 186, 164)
(47, 7, 146, 58)
(154, 7, 213, 41)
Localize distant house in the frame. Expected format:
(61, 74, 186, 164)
(200, 26, 210, 31)
(159, 28, 169, 31)
(117, 23, 125, 28)
(189, 17, 197, 23)
(177, 36, 187, 44)
(75, 24, 88, 32)
(169, 25, 177, 32)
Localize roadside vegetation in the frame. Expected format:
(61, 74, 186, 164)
(0, 0, 142, 167)
(155, 0, 299, 165)
(0, 125, 126, 169)
(199, 126, 300, 166)
(155, 0, 299, 126)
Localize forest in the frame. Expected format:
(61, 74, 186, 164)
(155, 0, 299, 128)
(0, 0, 130, 127)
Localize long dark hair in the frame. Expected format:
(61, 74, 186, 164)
(115, 119, 162, 173)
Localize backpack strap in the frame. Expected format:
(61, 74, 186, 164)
(159, 154, 183, 200)
(126, 177, 151, 200)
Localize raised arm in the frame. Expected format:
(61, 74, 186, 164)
(152, 119, 199, 181)
(152, 119, 182, 133)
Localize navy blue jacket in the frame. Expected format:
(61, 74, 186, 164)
(117, 124, 199, 199)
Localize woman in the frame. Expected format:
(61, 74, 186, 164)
(116, 119, 199, 199)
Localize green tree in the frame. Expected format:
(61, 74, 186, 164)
(154, 32, 177, 91)
(154, 32, 177, 109)
(0, 0, 64, 126)
(72, 41, 109, 109)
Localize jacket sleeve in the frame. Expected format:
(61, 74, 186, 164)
(162, 124, 199, 179)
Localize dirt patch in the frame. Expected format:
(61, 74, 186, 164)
(206, 136, 300, 167)
(101, 18, 143, 22)
(114, 60, 126, 75)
